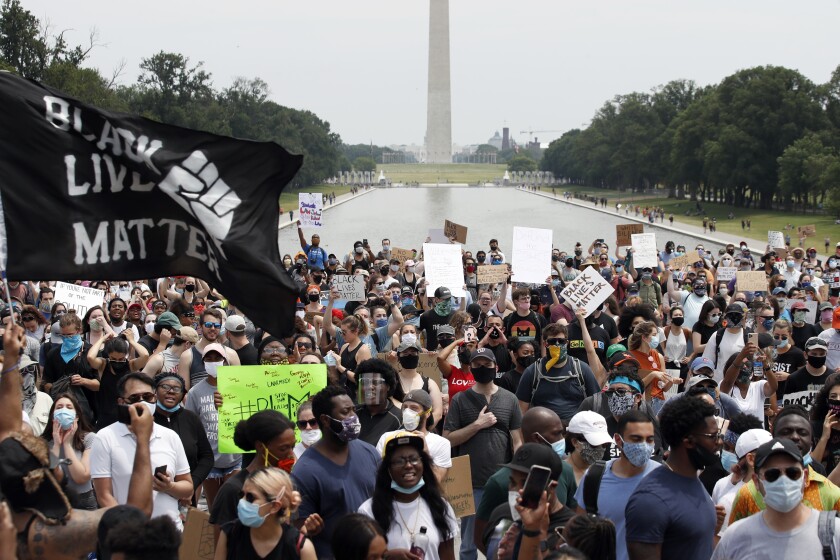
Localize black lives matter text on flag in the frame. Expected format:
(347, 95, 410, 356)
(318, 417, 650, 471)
(0, 72, 302, 335)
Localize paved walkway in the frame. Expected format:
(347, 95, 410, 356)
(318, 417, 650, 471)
(277, 187, 376, 230)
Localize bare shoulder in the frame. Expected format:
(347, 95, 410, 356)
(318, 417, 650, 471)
(25, 509, 103, 560)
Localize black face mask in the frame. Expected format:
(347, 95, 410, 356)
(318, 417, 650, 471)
(686, 439, 719, 470)
(489, 327, 501, 339)
(471, 366, 496, 384)
(808, 355, 827, 368)
(398, 354, 420, 369)
(308, 294, 319, 303)
(726, 314, 743, 327)
(672, 317, 685, 327)
(727, 248, 735, 255)
(517, 355, 536, 369)
(477, 255, 486, 263)
(185, 284, 195, 292)
(574, 249, 582, 256)
(439, 337, 455, 348)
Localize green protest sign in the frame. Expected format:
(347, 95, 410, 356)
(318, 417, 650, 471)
(217, 364, 328, 453)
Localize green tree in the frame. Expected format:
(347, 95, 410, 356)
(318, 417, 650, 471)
(508, 155, 537, 173)
(475, 143, 498, 154)
(353, 156, 376, 172)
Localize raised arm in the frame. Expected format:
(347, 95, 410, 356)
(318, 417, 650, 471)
(87, 332, 112, 372)
(296, 221, 307, 250)
(0, 324, 25, 440)
(386, 301, 404, 337)
(575, 308, 606, 386)
(436, 339, 462, 379)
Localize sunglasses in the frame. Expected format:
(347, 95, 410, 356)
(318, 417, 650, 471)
(204, 322, 222, 329)
(774, 335, 789, 341)
(546, 338, 567, 346)
(296, 342, 313, 350)
(238, 491, 266, 504)
(21, 315, 35, 321)
(762, 466, 803, 483)
(182, 311, 195, 318)
(125, 392, 156, 404)
(296, 419, 318, 429)
(606, 388, 637, 397)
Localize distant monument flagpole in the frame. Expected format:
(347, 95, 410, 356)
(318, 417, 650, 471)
(425, 0, 452, 164)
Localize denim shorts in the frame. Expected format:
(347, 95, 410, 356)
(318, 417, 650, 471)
(206, 459, 242, 479)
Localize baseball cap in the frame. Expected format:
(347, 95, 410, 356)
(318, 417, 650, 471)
(127, 302, 142, 310)
(551, 269, 560, 277)
(819, 302, 833, 312)
(686, 375, 718, 392)
(202, 343, 227, 358)
(401, 286, 414, 295)
(155, 311, 181, 330)
(356, 269, 370, 278)
(605, 343, 627, 360)
(176, 326, 200, 344)
(382, 431, 425, 458)
(469, 347, 497, 364)
(405, 259, 416, 267)
(627, 283, 639, 293)
(567, 411, 612, 447)
(690, 357, 715, 374)
(501, 443, 564, 481)
(608, 351, 640, 370)
(400, 305, 419, 317)
(225, 315, 246, 334)
(49, 322, 62, 344)
(396, 340, 423, 353)
(772, 287, 787, 295)
(437, 325, 455, 336)
(805, 337, 828, 351)
(404, 389, 433, 412)
(735, 429, 773, 459)
(790, 300, 807, 311)
(754, 438, 804, 469)
(434, 286, 452, 300)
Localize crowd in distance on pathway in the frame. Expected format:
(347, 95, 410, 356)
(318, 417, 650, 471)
(5, 221, 840, 560)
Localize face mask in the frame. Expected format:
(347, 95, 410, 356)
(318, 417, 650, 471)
(390, 264, 399, 272)
(144, 322, 156, 335)
(508, 491, 522, 522)
(615, 266, 623, 273)
(786, 260, 795, 268)
(694, 287, 707, 297)
(551, 279, 561, 287)
(375, 318, 388, 328)
(402, 408, 421, 431)
(488, 326, 502, 339)
(54, 408, 76, 430)
(156, 400, 181, 413)
(308, 294, 320, 303)
(60, 334, 83, 361)
(398, 354, 420, 370)
(737, 366, 752, 384)
(648, 335, 660, 350)
(354, 246, 364, 255)
(808, 355, 827, 368)
(793, 311, 807, 323)
(672, 317, 685, 327)
(205, 360, 224, 378)
(328, 414, 361, 443)
(618, 436, 654, 468)
(283, 258, 292, 266)
(717, 287, 728, 297)
(237, 499, 270, 528)
(516, 300, 530, 312)
(391, 479, 425, 494)
(401, 333, 418, 346)
(471, 365, 496, 384)
(687, 440, 719, 470)
(607, 391, 637, 418)
(382, 244, 391, 252)
(577, 440, 604, 466)
(726, 314, 743, 328)
(822, 311, 833, 323)
(830, 261, 837, 269)
(407, 266, 416, 273)
(776, 337, 789, 349)
(762, 319, 775, 331)
(39, 300, 52, 312)
(301, 428, 322, 446)
(801, 282, 812, 289)
(89, 318, 104, 332)
(761, 474, 804, 513)
(434, 300, 452, 316)
(142, 401, 157, 416)
(720, 450, 738, 473)
(722, 259, 733, 266)
(517, 355, 536, 369)
(642, 273, 652, 281)
(546, 343, 567, 369)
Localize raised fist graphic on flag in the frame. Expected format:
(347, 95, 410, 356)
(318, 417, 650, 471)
(159, 151, 241, 256)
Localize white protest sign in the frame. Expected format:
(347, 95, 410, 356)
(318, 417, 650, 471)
(298, 193, 323, 227)
(53, 281, 105, 317)
(423, 243, 466, 297)
(631, 233, 658, 268)
(716, 267, 737, 282)
(511, 226, 552, 284)
(784, 299, 818, 324)
(768, 231, 785, 249)
(560, 266, 615, 317)
(780, 389, 819, 411)
(428, 229, 449, 244)
(330, 275, 366, 301)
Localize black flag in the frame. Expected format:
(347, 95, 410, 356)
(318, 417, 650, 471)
(0, 72, 302, 335)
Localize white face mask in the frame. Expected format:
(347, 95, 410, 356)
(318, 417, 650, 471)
(142, 401, 157, 416)
(301, 428, 322, 446)
(145, 322, 156, 335)
(401, 333, 418, 346)
(402, 408, 421, 431)
(295, 310, 305, 319)
(205, 361, 224, 378)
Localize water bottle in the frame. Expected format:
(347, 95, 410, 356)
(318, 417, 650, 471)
(753, 352, 763, 378)
(324, 352, 336, 367)
(410, 527, 429, 560)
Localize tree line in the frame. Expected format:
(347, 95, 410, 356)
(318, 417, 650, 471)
(540, 65, 840, 214)
(0, 0, 343, 187)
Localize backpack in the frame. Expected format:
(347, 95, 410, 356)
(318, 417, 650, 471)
(819, 510, 837, 560)
(713, 327, 751, 365)
(529, 356, 585, 404)
(582, 460, 607, 516)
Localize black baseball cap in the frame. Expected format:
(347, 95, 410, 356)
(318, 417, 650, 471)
(434, 286, 452, 300)
(501, 443, 563, 481)
(754, 438, 804, 469)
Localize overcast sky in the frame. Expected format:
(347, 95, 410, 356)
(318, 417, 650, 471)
(26, 0, 840, 147)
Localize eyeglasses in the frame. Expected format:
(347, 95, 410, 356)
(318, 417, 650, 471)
(182, 311, 195, 318)
(763, 466, 804, 483)
(390, 455, 422, 468)
(157, 384, 183, 395)
(21, 315, 35, 322)
(546, 338, 567, 346)
(263, 347, 287, 354)
(709, 313, 721, 319)
(693, 431, 724, 441)
(204, 322, 222, 329)
(125, 392, 156, 404)
(297, 419, 318, 429)
(760, 315, 775, 319)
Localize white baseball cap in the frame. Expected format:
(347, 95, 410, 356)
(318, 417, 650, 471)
(735, 429, 773, 459)
(567, 411, 612, 447)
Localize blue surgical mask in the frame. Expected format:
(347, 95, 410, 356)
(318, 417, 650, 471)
(721, 450, 738, 473)
(375, 318, 388, 328)
(761, 473, 804, 513)
(156, 400, 181, 413)
(53, 408, 76, 430)
(803, 453, 813, 466)
(648, 335, 660, 350)
(403, 298, 415, 307)
(615, 266, 623, 273)
(390, 479, 425, 494)
(537, 433, 566, 459)
(237, 499, 269, 527)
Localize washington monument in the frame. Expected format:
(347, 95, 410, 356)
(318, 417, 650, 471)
(425, 0, 452, 164)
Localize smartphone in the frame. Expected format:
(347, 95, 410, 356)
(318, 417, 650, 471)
(748, 332, 759, 347)
(154, 465, 168, 478)
(520, 465, 552, 509)
(464, 327, 477, 343)
(363, 238, 368, 246)
(116, 404, 136, 424)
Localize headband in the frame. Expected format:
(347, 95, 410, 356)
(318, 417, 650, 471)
(609, 376, 642, 393)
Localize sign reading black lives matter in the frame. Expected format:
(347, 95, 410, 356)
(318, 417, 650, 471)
(560, 266, 615, 317)
(0, 73, 302, 335)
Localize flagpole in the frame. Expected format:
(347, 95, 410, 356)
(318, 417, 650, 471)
(0, 191, 16, 325)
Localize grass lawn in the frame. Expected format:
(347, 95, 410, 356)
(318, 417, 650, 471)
(560, 185, 840, 245)
(278, 184, 356, 212)
(380, 163, 507, 184)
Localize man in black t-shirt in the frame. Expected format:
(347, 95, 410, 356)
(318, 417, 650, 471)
(480, 314, 512, 375)
(589, 306, 620, 344)
(504, 287, 546, 344)
(420, 286, 457, 351)
(225, 315, 259, 365)
(772, 321, 806, 399)
(783, 337, 829, 397)
(790, 301, 819, 351)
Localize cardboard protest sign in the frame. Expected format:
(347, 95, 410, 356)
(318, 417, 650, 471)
(668, 250, 703, 271)
(631, 233, 658, 268)
(736, 271, 768, 292)
(476, 264, 508, 284)
(820, 285, 830, 301)
(298, 193, 323, 227)
(716, 267, 737, 282)
(616, 223, 644, 247)
(390, 247, 415, 268)
(53, 281, 105, 317)
(331, 275, 366, 301)
(798, 224, 816, 237)
(379, 352, 442, 391)
(443, 455, 475, 517)
(444, 219, 468, 244)
(304, 311, 323, 326)
(559, 266, 615, 317)
(511, 226, 552, 284)
(217, 364, 328, 452)
(423, 243, 466, 297)
(784, 299, 818, 323)
(179, 508, 215, 560)
(768, 231, 785, 249)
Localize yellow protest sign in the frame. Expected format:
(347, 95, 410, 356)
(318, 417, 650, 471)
(217, 364, 328, 453)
